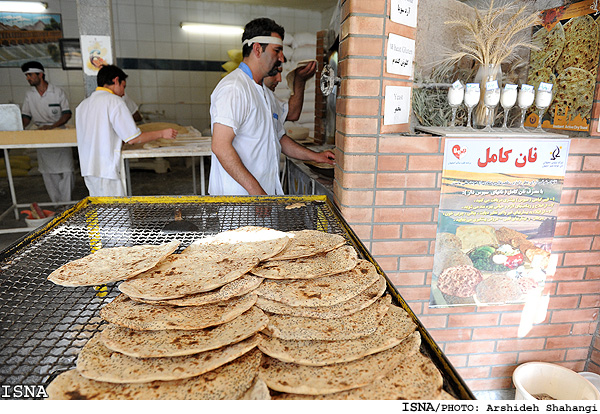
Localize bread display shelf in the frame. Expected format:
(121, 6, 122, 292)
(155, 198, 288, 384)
(0, 195, 474, 400)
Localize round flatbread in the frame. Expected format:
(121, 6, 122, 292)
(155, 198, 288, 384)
(118, 252, 259, 300)
(255, 275, 386, 319)
(46, 348, 262, 400)
(258, 331, 421, 395)
(272, 351, 443, 400)
(264, 295, 391, 341)
(129, 274, 263, 307)
(240, 378, 271, 400)
(47, 240, 180, 287)
(251, 245, 358, 280)
(555, 15, 599, 75)
(77, 334, 259, 383)
(549, 67, 595, 120)
(139, 122, 189, 134)
(475, 274, 522, 304)
(100, 306, 268, 357)
(100, 293, 257, 330)
(266, 230, 347, 261)
(529, 23, 565, 73)
(437, 265, 482, 298)
(258, 304, 417, 366)
(182, 226, 291, 262)
(254, 259, 380, 307)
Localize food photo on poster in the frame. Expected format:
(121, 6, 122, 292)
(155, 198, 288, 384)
(524, 0, 599, 132)
(430, 138, 570, 308)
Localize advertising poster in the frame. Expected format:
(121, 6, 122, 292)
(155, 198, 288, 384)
(430, 138, 570, 308)
(80, 35, 112, 76)
(524, 0, 599, 132)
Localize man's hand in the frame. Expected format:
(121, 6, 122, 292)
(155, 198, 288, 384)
(295, 61, 317, 82)
(161, 128, 178, 139)
(313, 149, 335, 165)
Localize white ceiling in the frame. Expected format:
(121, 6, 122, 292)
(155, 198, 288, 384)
(206, 0, 338, 12)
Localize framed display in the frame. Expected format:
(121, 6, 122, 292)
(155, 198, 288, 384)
(59, 38, 82, 70)
(0, 12, 63, 68)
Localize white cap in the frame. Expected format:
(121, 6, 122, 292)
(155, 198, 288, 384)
(242, 35, 283, 47)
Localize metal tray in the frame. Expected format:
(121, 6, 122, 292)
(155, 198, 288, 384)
(0, 195, 474, 400)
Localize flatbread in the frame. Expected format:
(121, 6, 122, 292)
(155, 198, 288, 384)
(264, 295, 391, 341)
(46, 348, 262, 400)
(77, 334, 259, 383)
(100, 293, 257, 330)
(475, 274, 522, 304)
(529, 23, 565, 73)
(258, 304, 417, 366)
(182, 226, 291, 262)
(129, 274, 263, 307)
(139, 122, 189, 134)
(555, 15, 599, 75)
(47, 240, 180, 287)
(266, 230, 346, 261)
(118, 253, 259, 300)
(432, 248, 473, 276)
(434, 232, 462, 252)
(255, 275, 386, 319)
(100, 306, 268, 357)
(272, 351, 443, 400)
(254, 259, 380, 307)
(437, 265, 482, 298)
(526, 67, 557, 95)
(258, 331, 421, 395)
(455, 225, 498, 252)
(240, 378, 271, 400)
(549, 67, 595, 120)
(251, 245, 358, 280)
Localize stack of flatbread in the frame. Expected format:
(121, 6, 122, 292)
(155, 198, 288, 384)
(45, 227, 453, 400)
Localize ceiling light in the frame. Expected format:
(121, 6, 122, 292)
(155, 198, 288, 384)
(180, 23, 244, 35)
(0, 1, 48, 12)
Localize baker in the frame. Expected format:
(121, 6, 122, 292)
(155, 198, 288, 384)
(20, 61, 75, 204)
(75, 65, 177, 197)
(209, 17, 334, 196)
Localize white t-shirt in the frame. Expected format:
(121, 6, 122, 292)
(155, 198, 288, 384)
(22, 83, 74, 174)
(209, 64, 285, 195)
(76, 88, 141, 180)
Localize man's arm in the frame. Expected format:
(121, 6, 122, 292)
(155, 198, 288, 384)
(280, 134, 335, 164)
(126, 128, 178, 144)
(38, 112, 71, 130)
(211, 123, 267, 195)
(286, 61, 317, 122)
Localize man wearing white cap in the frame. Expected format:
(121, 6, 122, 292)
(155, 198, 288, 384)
(209, 17, 334, 196)
(21, 61, 75, 204)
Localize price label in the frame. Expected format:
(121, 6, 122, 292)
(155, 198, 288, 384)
(451, 80, 463, 89)
(538, 82, 553, 92)
(504, 83, 518, 90)
(466, 83, 480, 92)
(486, 80, 499, 90)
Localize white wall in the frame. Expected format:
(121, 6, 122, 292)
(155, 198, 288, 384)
(0, 0, 328, 132)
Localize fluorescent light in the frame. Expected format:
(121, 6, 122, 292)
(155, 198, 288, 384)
(180, 23, 244, 35)
(0, 1, 48, 12)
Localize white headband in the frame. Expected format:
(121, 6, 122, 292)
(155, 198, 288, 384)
(243, 35, 283, 47)
(24, 68, 44, 74)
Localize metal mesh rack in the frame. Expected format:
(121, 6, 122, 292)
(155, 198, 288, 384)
(0, 195, 474, 400)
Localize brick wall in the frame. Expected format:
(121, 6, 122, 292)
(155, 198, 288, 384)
(336, 0, 600, 392)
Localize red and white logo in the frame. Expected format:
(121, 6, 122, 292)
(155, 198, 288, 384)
(452, 144, 466, 160)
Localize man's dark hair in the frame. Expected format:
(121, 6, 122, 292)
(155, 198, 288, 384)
(21, 61, 45, 80)
(241, 18, 284, 58)
(97, 65, 128, 87)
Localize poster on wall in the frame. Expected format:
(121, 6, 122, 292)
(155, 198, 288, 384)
(524, 0, 599, 132)
(80, 35, 112, 76)
(0, 12, 63, 68)
(430, 138, 570, 308)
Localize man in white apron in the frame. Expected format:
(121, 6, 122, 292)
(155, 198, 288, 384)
(21, 61, 74, 203)
(209, 18, 334, 196)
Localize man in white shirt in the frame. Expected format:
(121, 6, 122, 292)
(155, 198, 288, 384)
(21, 61, 74, 203)
(209, 17, 334, 196)
(76, 65, 177, 197)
